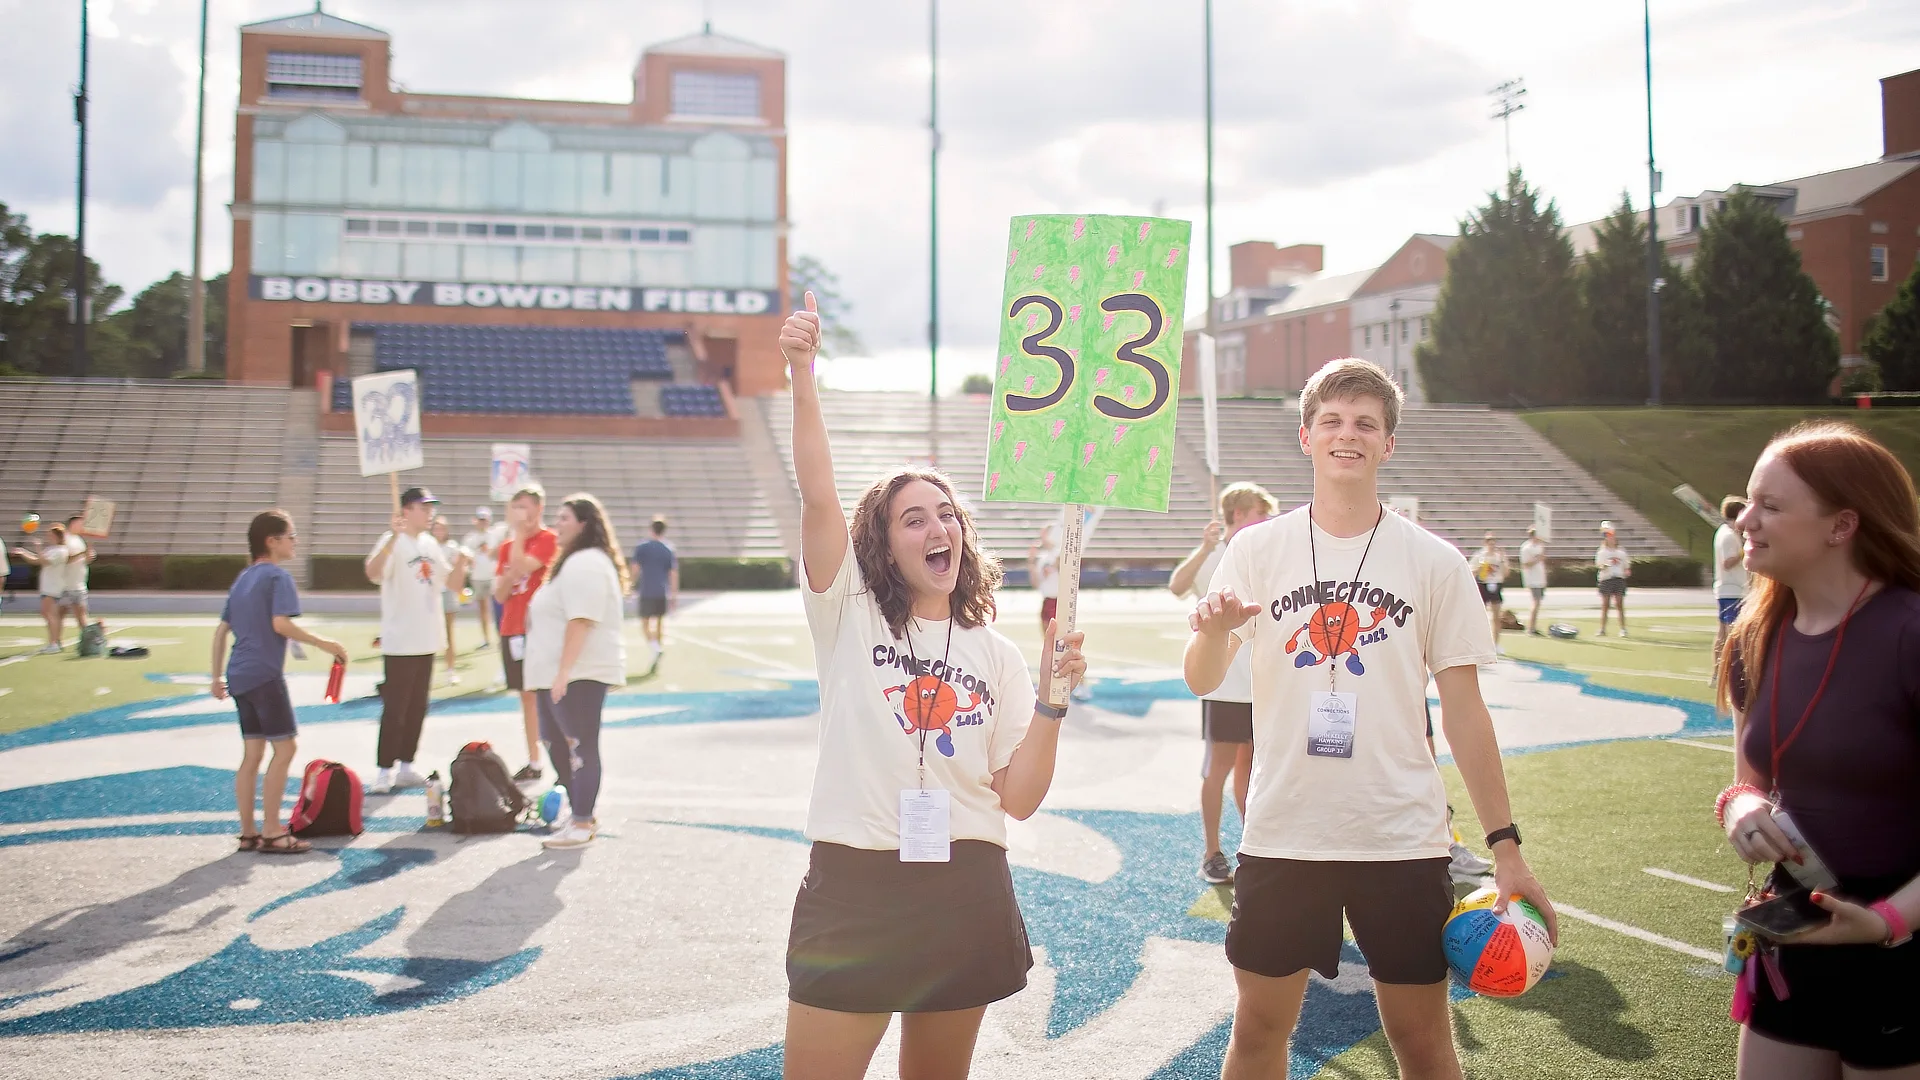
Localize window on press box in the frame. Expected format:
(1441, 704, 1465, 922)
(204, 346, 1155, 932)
(1871, 245, 1888, 282)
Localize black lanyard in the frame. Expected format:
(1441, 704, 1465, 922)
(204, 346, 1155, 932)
(902, 613, 955, 790)
(1306, 503, 1385, 692)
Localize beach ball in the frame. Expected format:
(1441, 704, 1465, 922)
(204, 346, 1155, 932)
(1443, 887, 1555, 997)
(20, 514, 38, 534)
(539, 785, 569, 825)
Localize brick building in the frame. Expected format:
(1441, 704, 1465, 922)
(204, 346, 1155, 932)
(225, 9, 790, 399)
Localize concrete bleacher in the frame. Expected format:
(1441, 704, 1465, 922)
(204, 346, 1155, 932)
(0, 379, 294, 556)
(309, 436, 787, 561)
(759, 391, 1680, 565)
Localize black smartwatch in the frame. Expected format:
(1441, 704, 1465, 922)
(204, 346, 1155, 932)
(1034, 699, 1068, 720)
(1485, 823, 1522, 849)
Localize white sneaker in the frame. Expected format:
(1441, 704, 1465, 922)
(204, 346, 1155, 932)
(1448, 841, 1494, 883)
(368, 767, 395, 795)
(36, 643, 61, 655)
(393, 763, 428, 789)
(448, 673, 462, 685)
(542, 820, 595, 849)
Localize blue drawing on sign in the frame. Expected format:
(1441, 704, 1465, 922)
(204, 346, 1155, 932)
(357, 378, 420, 468)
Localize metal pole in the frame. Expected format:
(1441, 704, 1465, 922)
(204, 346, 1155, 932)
(1204, 0, 1214, 341)
(1644, 0, 1662, 406)
(1390, 297, 1400, 388)
(928, 0, 940, 463)
(73, 0, 90, 377)
(187, 0, 210, 373)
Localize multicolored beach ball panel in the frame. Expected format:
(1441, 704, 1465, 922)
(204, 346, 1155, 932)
(1442, 887, 1555, 997)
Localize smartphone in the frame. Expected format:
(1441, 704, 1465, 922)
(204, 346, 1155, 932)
(1734, 888, 1832, 940)
(1770, 808, 1841, 892)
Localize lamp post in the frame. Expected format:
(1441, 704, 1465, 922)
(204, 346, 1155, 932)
(1204, 0, 1214, 344)
(72, 0, 90, 377)
(1644, 0, 1662, 406)
(187, 0, 210, 373)
(928, 0, 940, 462)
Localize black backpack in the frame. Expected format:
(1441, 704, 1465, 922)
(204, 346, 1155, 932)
(448, 741, 529, 834)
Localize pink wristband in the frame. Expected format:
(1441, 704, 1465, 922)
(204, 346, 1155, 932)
(1870, 900, 1912, 947)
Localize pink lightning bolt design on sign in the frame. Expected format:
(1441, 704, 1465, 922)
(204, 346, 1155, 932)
(1031, 265, 1045, 281)
(1013, 441, 1028, 465)
(1072, 217, 1086, 241)
(1051, 418, 1066, 440)
(1027, 310, 1040, 331)
(1069, 265, 1081, 284)
(1133, 270, 1146, 289)
(992, 421, 1004, 443)
(1083, 443, 1096, 466)
(989, 473, 999, 494)
(1023, 375, 1036, 392)
(1043, 471, 1056, 492)
(1095, 368, 1110, 387)
(1102, 311, 1117, 332)
(1068, 304, 1082, 322)
(1164, 246, 1183, 268)
(1148, 446, 1161, 470)
(1025, 219, 1038, 240)
(1105, 474, 1120, 498)
(1106, 244, 1120, 267)
(1123, 385, 1137, 403)
(1112, 424, 1129, 446)
(999, 355, 1012, 375)
(1007, 249, 1019, 268)
(1137, 221, 1152, 243)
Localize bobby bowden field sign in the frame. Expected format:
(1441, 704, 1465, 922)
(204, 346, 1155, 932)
(250, 276, 777, 315)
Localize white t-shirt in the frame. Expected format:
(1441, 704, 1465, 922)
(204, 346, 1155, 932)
(1191, 546, 1252, 703)
(1470, 548, 1508, 586)
(524, 547, 628, 690)
(65, 536, 89, 592)
(1596, 543, 1630, 580)
(1214, 507, 1496, 861)
(1518, 539, 1548, 589)
(463, 524, 505, 582)
(1713, 524, 1747, 599)
(1034, 546, 1060, 599)
(370, 531, 451, 655)
(38, 543, 70, 597)
(803, 549, 1035, 851)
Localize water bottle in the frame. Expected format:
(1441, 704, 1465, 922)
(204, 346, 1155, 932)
(425, 772, 445, 827)
(324, 657, 346, 704)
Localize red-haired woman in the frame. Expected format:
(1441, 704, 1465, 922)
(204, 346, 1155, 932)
(776, 292, 1088, 1079)
(1715, 422, 1920, 1078)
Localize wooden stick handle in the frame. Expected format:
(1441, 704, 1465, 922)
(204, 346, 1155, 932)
(1046, 504, 1085, 707)
(389, 472, 401, 512)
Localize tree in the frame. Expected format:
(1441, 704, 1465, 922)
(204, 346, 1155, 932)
(1416, 170, 1579, 405)
(960, 372, 992, 394)
(1864, 256, 1920, 391)
(1692, 188, 1838, 402)
(1575, 194, 1709, 403)
(0, 204, 120, 377)
(788, 254, 864, 357)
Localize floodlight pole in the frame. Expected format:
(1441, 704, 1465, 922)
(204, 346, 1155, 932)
(1644, 0, 1663, 406)
(72, 0, 90, 377)
(928, 0, 940, 463)
(187, 0, 210, 373)
(1204, 0, 1214, 345)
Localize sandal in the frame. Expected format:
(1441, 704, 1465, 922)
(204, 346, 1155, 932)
(256, 832, 312, 855)
(236, 833, 260, 852)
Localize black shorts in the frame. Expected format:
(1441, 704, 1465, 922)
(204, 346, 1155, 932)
(233, 679, 297, 741)
(1201, 700, 1253, 744)
(502, 638, 525, 691)
(1477, 581, 1503, 604)
(1598, 577, 1628, 598)
(1749, 870, 1920, 1069)
(638, 595, 668, 618)
(788, 840, 1032, 1013)
(1226, 855, 1453, 985)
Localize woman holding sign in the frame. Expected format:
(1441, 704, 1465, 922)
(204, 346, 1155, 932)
(778, 292, 1087, 1078)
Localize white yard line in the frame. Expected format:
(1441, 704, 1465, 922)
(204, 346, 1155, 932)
(1555, 902, 1721, 962)
(1642, 867, 1737, 893)
(670, 631, 813, 679)
(1668, 738, 1736, 753)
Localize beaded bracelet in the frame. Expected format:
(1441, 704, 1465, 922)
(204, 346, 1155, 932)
(1715, 783, 1767, 828)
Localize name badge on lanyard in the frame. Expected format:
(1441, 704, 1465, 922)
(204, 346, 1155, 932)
(1307, 691, 1358, 758)
(899, 788, 951, 862)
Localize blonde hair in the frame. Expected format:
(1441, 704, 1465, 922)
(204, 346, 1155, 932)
(1300, 357, 1404, 435)
(1219, 481, 1277, 522)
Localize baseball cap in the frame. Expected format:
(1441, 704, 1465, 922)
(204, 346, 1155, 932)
(1599, 519, 1615, 534)
(474, 506, 492, 519)
(400, 487, 440, 507)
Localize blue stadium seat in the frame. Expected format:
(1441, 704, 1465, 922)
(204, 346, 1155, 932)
(347, 321, 688, 415)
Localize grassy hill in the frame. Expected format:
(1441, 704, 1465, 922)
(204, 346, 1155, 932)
(1522, 407, 1920, 560)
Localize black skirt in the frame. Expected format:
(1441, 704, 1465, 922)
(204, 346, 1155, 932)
(787, 839, 1032, 1014)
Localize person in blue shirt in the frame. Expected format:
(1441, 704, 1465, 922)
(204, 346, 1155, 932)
(632, 516, 678, 674)
(211, 510, 346, 854)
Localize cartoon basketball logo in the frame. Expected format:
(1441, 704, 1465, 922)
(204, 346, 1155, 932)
(1286, 600, 1389, 676)
(886, 674, 984, 757)
(412, 556, 435, 584)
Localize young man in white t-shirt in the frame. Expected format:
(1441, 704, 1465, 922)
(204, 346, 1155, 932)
(1518, 526, 1548, 635)
(1168, 481, 1276, 885)
(1595, 521, 1630, 637)
(1711, 496, 1748, 682)
(461, 506, 504, 651)
(1186, 358, 1556, 1079)
(363, 487, 464, 794)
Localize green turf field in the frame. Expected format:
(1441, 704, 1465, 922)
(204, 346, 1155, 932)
(0, 594, 1754, 1077)
(1523, 407, 1920, 560)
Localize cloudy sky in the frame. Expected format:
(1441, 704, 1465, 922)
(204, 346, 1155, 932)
(2, 0, 1915, 390)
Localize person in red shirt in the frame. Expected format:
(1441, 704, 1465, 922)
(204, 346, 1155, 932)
(492, 485, 558, 782)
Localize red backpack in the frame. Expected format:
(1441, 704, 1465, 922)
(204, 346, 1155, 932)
(289, 760, 365, 837)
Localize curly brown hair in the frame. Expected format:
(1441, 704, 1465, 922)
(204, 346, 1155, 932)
(849, 467, 1001, 638)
